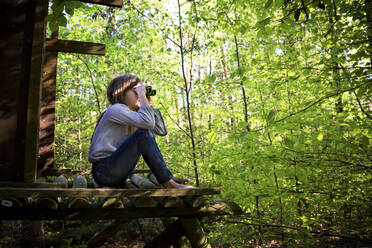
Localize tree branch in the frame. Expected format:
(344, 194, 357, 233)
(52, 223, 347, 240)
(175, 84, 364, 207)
(77, 55, 101, 114)
(158, 102, 192, 140)
(353, 91, 372, 120)
(253, 81, 372, 131)
(224, 220, 372, 243)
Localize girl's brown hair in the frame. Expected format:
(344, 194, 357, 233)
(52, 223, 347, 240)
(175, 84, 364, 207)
(92, 74, 141, 137)
(107, 74, 141, 105)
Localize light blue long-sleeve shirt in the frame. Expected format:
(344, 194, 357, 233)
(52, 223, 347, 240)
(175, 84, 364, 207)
(88, 103, 167, 163)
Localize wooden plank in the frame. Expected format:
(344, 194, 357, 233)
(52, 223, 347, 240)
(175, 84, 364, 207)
(0, 187, 220, 198)
(38, 49, 58, 173)
(41, 168, 148, 176)
(79, 0, 122, 7)
(0, 181, 67, 188)
(23, 0, 49, 183)
(181, 218, 211, 248)
(184, 196, 206, 208)
(45, 39, 106, 55)
(163, 197, 185, 208)
(0, 204, 236, 220)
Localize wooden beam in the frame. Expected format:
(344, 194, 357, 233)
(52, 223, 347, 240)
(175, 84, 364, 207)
(45, 39, 105, 55)
(0, 204, 237, 220)
(79, 0, 122, 7)
(41, 168, 150, 176)
(0, 187, 220, 198)
(181, 218, 211, 248)
(38, 49, 58, 173)
(0, 182, 67, 188)
(23, 0, 49, 183)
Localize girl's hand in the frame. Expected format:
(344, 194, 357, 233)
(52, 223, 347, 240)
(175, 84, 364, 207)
(134, 82, 150, 108)
(134, 83, 146, 97)
(147, 96, 153, 106)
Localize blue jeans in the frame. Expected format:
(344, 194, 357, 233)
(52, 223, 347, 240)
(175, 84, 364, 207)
(92, 129, 173, 187)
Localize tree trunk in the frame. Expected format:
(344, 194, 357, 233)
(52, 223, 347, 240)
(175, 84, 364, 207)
(177, 0, 199, 186)
(365, 0, 372, 67)
(233, 35, 249, 130)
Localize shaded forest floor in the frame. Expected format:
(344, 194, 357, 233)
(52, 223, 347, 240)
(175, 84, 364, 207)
(1, 218, 371, 248)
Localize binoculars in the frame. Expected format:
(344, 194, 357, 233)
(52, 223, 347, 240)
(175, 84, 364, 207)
(146, 86, 156, 96)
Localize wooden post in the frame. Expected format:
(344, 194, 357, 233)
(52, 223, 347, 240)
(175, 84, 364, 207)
(23, 0, 49, 183)
(181, 218, 211, 248)
(38, 31, 58, 173)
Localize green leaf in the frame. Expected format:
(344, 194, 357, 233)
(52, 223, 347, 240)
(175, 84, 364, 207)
(266, 110, 276, 124)
(360, 135, 370, 149)
(264, 0, 273, 9)
(283, 137, 294, 148)
(56, 14, 68, 27)
(255, 17, 271, 29)
(51, 0, 65, 13)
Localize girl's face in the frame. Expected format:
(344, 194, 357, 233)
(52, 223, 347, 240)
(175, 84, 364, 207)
(123, 88, 139, 110)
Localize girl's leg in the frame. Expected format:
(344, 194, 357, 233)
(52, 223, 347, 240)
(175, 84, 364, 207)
(92, 129, 173, 187)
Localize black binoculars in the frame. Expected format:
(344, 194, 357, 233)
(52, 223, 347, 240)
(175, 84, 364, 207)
(146, 86, 156, 96)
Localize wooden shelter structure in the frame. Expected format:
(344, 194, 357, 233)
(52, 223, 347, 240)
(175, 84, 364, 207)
(0, 0, 242, 247)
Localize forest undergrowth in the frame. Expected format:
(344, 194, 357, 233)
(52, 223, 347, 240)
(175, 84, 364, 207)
(7, 0, 370, 247)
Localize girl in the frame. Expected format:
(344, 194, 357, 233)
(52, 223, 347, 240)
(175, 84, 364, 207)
(88, 74, 192, 189)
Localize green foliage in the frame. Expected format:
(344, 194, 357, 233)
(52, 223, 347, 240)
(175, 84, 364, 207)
(46, 0, 83, 32)
(52, 0, 372, 246)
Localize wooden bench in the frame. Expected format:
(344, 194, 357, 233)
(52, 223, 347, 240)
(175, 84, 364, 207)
(0, 170, 242, 247)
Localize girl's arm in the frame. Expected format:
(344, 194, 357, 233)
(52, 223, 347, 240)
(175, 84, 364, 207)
(152, 108, 168, 136)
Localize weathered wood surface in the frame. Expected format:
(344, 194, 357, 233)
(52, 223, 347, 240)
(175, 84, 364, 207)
(0, 181, 67, 188)
(184, 196, 206, 208)
(79, 0, 123, 7)
(45, 39, 106, 55)
(181, 218, 211, 248)
(0, 187, 220, 198)
(101, 197, 125, 208)
(38, 47, 58, 173)
(163, 196, 185, 208)
(41, 168, 150, 176)
(0, 202, 239, 220)
(23, 0, 49, 183)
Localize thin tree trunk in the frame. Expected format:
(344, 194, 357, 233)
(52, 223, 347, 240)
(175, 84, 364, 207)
(365, 0, 372, 67)
(220, 45, 234, 127)
(233, 35, 249, 129)
(177, 0, 199, 186)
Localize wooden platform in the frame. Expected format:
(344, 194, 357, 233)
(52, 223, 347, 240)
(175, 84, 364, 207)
(0, 172, 242, 247)
(0, 201, 240, 220)
(0, 187, 220, 198)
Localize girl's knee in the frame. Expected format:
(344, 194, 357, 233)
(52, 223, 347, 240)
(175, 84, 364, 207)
(135, 129, 153, 138)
